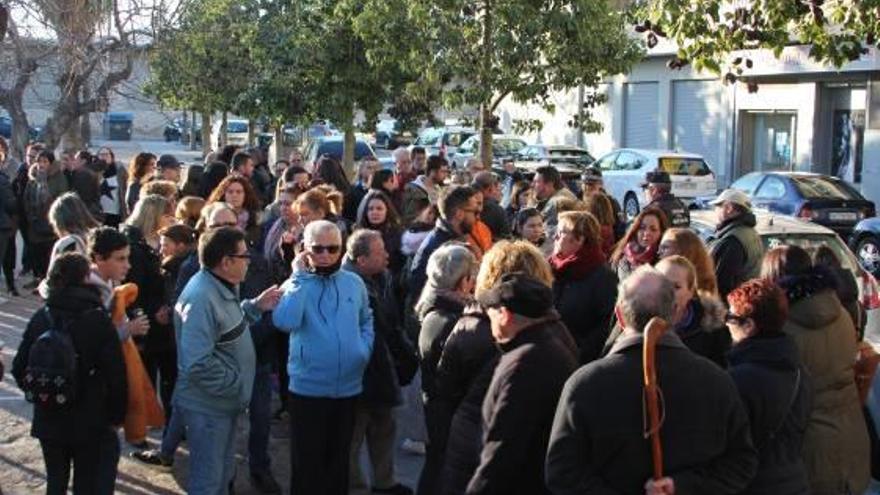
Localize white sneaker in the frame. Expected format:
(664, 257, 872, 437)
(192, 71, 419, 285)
(401, 438, 426, 456)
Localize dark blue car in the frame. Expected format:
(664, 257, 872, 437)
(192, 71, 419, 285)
(850, 218, 880, 277)
(729, 171, 875, 239)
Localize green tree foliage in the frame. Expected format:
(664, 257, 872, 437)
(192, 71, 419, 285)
(631, 0, 880, 82)
(353, 0, 643, 165)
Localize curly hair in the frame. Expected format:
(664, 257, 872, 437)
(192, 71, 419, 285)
(558, 211, 602, 247)
(610, 207, 669, 264)
(206, 174, 261, 214)
(476, 240, 554, 296)
(727, 278, 789, 336)
(143, 180, 179, 201)
(661, 228, 718, 296)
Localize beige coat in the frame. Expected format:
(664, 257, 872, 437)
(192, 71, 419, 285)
(783, 288, 869, 495)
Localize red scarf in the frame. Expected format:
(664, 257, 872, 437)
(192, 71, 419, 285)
(549, 243, 607, 281)
(623, 240, 658, 268)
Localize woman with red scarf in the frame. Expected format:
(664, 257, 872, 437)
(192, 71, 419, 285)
(549, 211, 619, 364)
(609, 208, 668, 281)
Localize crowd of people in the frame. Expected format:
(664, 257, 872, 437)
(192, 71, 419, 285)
(1, 133, 876, 495)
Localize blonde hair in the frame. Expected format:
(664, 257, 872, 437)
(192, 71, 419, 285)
(125, 194, 173, 237)
(176, 196, 206, 228)
(558, 211, 601, 247)
(553, 197, 587, 214)
(476, 240, 554, 297)
(661, 228, 718, 296)
(143, 180, 179, 201)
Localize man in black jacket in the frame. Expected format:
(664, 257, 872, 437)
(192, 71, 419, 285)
(546, 266, 757, 495)
(471, 171, 511, 241)
(344, 229, 417, 495)
(466, 273, 579, 495)
(643, 170, 689, 228)
(709, 189, 764, 300)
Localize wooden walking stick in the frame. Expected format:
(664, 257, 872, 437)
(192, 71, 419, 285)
(643, 317, 669, 480)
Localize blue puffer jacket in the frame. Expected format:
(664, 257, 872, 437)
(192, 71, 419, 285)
(173, 270, 262, 415)
(272, 266, 374, 398)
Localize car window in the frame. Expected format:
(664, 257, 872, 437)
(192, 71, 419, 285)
(416, 129, 442, 146)
(494, 139, 527, 154)
(616, 152, 643, 170)
(791, 176, 864, 200)
(658, 157, 711, 176)
(763, 234, 858, 274)
(459, 137, 476, 153)
(596, 152, 619, 171)
(754, 176, 786, 200)
(521, 146, 536, 159)
(445, 132, 473, 147)
(731, 173, 764, 196)
(227, 122, 248, 133)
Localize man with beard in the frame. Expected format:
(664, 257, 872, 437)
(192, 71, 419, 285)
(408, 185, 480, 300)
(273, 220, 375, 495)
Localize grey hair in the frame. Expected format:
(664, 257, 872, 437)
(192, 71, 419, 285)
(304, 219, 341, 246)
(346, 229, 382, 262)
(617, 265, 675, 332)
(392, 147, 411, 163)
(49, 192, 100, 237)
(414, 243, 477, 318)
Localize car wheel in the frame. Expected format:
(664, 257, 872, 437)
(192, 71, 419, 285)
(623, 192, 640, 221)
(856, 235, 880, 277)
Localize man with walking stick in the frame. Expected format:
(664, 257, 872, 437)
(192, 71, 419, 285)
(545, 266, 757, 494)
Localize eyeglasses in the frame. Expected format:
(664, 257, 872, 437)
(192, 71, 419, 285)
(724, 311, 749, 325)
(309, 245, 341, 255)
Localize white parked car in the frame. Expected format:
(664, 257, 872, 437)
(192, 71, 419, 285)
(210, 118, 250, 148)
(451, 134, 528, 169)
(594, 148, 718, 220)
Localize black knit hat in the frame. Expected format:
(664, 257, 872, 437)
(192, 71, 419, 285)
(476, 272, 553, 318)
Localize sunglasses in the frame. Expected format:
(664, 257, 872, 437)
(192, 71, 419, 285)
(724, 311, 749, 325)
(309, 244, 341, 255)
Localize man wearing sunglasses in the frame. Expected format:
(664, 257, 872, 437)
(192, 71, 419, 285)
(273, 220, 375, 495)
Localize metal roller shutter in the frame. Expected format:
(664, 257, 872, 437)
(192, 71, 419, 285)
(672, 80, 724, 174)
(623, 82, 659, 149)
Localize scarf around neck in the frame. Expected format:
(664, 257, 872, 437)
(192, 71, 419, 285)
(623, 240, 657, 268)
(549, 243, 606, 281)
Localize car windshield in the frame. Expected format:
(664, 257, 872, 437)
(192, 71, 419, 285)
(791, 176, 864, 200)
(658, 157, 712, 176)
(416, 129, 442, 146)
(493, 139, 527, 154)
(763, 233, 858, 273)
(548, 149, 594, 163)
(318, 141, 374, 161)
(227, 122, 248, 133)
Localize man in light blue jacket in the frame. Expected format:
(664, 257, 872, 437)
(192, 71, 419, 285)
(273, 219, 374, 495)
(174, 227, 281, 495)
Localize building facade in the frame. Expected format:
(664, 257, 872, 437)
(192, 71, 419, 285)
(497, 45, 880, 203)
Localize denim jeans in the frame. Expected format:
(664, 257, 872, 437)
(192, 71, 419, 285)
(178, 405, 239, 495)
(248, 363, 272, 475)
(159, 405, 185, 460)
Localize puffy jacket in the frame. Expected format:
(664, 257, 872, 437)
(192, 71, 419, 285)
(437, 305, 500, 495)
(12, 285, 127, 442)
(728, 334, 813, 495)
(779, 270, 870, 494)
(674, 295, 732, 368)
(272, 265, 374, 398)
(173, 270, 261, 414)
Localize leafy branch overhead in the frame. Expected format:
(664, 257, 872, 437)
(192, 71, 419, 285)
(631, 0, 880, 81)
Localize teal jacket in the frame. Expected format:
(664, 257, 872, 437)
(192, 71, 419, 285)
(272, 266, 374, 398)
(173, 270, 261, 415)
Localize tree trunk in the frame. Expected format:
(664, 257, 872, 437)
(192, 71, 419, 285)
(80, 86, 91, 147)
(201, 112, 212, 158)
(220, 111, 228, 149)
(247, 118, 256, 146)
(478, 0, 494, 168)
(270, 124, 284, 167)
(181, 110, 188, 145)
(190, 110, 199, 151)
(8, 100, 29, 162)
(343, 125, 356, 179)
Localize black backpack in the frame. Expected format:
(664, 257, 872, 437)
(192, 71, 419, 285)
(21, 308, 78, 410)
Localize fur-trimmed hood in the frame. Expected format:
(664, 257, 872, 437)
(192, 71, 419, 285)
(777, 266, 838, 305)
